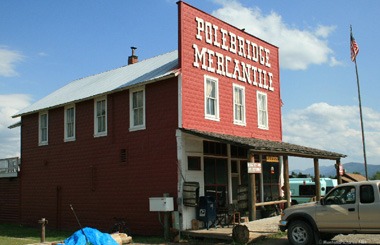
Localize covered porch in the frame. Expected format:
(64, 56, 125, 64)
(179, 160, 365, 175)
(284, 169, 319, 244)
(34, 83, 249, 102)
(179, 128, 346, 223)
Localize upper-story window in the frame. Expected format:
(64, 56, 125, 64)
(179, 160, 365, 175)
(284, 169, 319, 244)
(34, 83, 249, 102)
(129, 86, 145, 131)
(204, 75, 219, 121)
(64, 104, 75, 141)
(233, 84, 246, 126)
(39, 111, 48, 145)
(257, 91, 269, 130)
(94, 96, 107, 137)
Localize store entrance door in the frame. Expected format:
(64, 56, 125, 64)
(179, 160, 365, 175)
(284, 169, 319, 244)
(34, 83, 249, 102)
(204, 157, 228, 209)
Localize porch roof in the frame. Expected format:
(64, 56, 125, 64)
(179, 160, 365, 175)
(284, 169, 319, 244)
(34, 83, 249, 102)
(180, 128, 346, 160)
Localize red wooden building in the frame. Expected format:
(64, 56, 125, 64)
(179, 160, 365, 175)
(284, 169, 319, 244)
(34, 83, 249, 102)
(10, 2, 345, 235)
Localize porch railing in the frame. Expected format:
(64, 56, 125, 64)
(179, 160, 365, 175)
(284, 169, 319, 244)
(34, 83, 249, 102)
(254, 199, 287, 207)
(0, 157, 19, 178)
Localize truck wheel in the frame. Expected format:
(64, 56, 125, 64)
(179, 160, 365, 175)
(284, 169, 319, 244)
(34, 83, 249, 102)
(287, 220, 314, 245)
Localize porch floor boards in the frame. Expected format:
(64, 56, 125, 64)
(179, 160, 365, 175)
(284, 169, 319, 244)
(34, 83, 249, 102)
(181, 215, 281, 242)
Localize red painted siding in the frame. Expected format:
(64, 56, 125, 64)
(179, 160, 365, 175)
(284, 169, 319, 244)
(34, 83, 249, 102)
(0, 178, 20, 223)
(179, 2, 282, 141)
(20, 77, 179, 235)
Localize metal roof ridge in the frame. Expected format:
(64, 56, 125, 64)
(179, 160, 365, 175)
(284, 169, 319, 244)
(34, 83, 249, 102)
(66, 50, 178, 83)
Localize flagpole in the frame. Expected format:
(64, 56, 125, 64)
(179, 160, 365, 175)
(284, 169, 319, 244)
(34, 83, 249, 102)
(351, 26, 368, 180)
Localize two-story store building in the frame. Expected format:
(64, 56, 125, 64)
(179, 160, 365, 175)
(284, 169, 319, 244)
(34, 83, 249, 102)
(11, 1, 345, 235)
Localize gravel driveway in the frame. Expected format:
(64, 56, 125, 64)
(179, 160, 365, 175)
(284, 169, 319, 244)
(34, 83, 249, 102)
(257, 234, 380, 244)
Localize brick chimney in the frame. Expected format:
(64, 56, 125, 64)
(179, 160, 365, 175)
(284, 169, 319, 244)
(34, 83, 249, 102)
(128, 47, 138, 65)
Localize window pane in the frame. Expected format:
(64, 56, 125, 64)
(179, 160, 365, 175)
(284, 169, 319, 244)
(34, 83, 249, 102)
(98, 116, 104, 132)
(96, 100, 106, 133)
(41, 128, 47, 141)
(204, 160, 215, 185)
(205, 78, 217, 118)
(360, 185, 374, 204)
(206, 80, 215, 98)
(132, 91, 144, 126)
(134, 107, 143, 126)
(40, 114, 48, 142)
(66, 107, 74, 138)
(231, 160, 238, 173)
(41, 114, 47, 127)
(188, 156, 201, 171)
(258, 92, 268, 128)
(234, 86, 245, 122)
(216, 159, 228, 184)
(207, 98, 215, 115)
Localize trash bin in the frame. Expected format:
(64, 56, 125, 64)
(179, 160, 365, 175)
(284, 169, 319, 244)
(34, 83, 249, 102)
(197, 196, 216, 229)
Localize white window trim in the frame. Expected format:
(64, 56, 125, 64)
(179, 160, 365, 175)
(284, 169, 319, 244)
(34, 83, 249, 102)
(233, 83, 246, 126)
(129, 86, 146, 131)
(94, 96, 107, 137)
(204, 75, 220, 121)
(64, 104, 76, 142)
(39, 111, 48, 146)
(257, 91, 269, 130)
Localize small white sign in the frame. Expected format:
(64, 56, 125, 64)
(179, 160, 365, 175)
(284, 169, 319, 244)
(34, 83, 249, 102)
(247, 162, 262, 174)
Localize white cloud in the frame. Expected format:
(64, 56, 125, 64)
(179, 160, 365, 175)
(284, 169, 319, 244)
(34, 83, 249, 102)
(315, 25, 336, 38)
(38, 52, 48, 57)
(0, 94, 32, 158)
(212, 1, 337, 70)
(0, 46, 25, 77)
(329, 56, 343, 67)
(283, 102, 380, 167)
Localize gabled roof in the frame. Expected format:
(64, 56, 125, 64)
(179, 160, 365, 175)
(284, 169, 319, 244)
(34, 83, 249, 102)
(13, 50, 179, 118)
(342, 172, 367, 183)
(181, 128, 346, 160)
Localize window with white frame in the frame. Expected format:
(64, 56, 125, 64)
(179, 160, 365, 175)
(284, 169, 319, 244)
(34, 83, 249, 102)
(64, 105, 75, 141)
(204, 75, 219, 121)
(233, 84, 246, 125)
(39, 111, 48, 145)
(257, 91, 269, 129)
(94, 97, 107, 137)
(129, 86, 145, 131)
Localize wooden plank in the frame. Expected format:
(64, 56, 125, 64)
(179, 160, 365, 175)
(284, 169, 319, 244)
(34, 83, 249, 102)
(254, 200, 287, 207)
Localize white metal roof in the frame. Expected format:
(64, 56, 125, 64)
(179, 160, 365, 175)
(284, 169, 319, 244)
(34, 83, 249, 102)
(13, 50, 179, 118)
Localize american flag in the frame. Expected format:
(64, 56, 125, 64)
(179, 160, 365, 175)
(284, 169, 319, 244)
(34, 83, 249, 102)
(350, 28, 359, 62)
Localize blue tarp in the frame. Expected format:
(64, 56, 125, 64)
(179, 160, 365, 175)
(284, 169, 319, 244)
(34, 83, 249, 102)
(63, 227, 118, 245)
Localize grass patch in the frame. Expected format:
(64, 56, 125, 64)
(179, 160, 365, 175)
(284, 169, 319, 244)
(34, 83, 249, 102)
(250, 231, 287, 244)
(0, 223, 71, 245)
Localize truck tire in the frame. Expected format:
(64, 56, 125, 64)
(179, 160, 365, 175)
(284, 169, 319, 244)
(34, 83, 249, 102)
(287, 220, 315, 245)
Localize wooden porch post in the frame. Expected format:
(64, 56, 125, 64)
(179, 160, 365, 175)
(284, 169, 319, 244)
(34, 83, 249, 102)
(283, 156, 290, 208)
(248, 151, 256, 221)
(336, 159, 342, 184)
(313, 158, 321, 201)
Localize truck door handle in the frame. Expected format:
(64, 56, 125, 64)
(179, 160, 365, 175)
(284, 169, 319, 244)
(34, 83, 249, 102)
(348, 208, 355, 212)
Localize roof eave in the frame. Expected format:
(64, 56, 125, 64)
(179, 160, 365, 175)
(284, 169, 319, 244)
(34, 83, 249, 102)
(180, 128, 346, 160)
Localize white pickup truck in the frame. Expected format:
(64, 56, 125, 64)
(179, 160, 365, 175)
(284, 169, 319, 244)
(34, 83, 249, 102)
(279, 180, 380, 245)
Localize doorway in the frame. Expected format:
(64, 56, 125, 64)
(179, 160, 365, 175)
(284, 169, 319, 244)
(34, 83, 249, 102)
(204, 157, 228, 208)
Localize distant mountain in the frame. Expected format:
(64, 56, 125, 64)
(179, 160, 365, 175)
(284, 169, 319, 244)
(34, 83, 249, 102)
(291, 162, 380, 178)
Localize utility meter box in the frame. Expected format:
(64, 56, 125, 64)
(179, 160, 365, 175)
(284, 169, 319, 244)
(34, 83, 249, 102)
(149, 197, 174, 212)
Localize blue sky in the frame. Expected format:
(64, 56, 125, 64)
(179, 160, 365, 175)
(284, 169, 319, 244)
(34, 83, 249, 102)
(1, 0, 379, 171)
